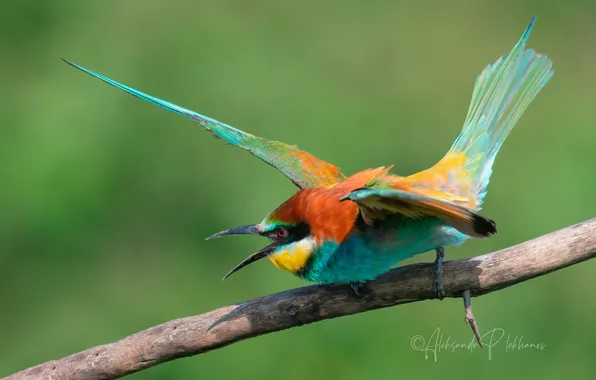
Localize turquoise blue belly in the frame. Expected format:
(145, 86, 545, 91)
(301, 217, 468, 284)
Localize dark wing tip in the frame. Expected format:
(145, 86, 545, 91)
(473, 215, 497, 237)
(61, 58, 77, 68)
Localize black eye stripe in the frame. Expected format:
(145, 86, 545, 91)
(289, 222, 310, 241)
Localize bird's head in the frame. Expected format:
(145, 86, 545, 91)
(207, 188, 357, 279)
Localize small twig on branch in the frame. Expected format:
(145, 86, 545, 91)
(463, 290, 482, 347)
(3, 218, 596, 380)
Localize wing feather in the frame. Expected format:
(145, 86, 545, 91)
(63, 59, 345, 188)
(341, 176, 496, 238)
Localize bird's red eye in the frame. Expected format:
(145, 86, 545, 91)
(275, 227, 288, 238)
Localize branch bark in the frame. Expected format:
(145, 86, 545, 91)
(5, 218, 596, 380)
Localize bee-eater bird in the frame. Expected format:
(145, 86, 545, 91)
(64, 16, 553, 298)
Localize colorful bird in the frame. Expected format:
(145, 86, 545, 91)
(64, 16, 553, 298)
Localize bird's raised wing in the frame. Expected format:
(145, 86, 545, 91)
(63, 60, 345, 188)
(340, 175, 496, 238)
(408, 17, 553, 206)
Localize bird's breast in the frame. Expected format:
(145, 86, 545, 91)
(300, 217, 469, 284)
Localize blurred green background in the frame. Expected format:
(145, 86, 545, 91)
(2, 0, 596, 378)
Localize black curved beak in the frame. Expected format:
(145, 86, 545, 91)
(206, 224, 278, 280)
(206, 224, 260, 240)
(221, 242, 279, 281)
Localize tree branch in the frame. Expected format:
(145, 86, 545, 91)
(4, 218, 596, 380)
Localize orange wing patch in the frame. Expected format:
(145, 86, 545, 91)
(407, 152, 478, 209)
(293, 150, 345, 187)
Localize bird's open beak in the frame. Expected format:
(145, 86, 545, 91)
(206, 224, 279, 280)
(221, 242, 279, 280)
(206, 224, 260, 240)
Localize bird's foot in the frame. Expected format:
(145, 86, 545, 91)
(434, 247, 446, 300)
(350, 281, 367, 296)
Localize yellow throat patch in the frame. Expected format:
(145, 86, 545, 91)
(267, 239, 314, 274)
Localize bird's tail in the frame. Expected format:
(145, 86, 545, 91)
(445, 16, 553, 205)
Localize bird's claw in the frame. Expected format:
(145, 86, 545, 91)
(350, 281, 366, 296)
(434, 247, 446, 300)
